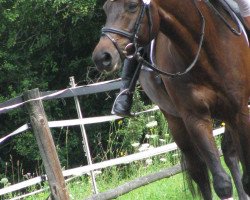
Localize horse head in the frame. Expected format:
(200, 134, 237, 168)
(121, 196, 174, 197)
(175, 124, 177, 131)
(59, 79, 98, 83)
(92, 0, 160, 72)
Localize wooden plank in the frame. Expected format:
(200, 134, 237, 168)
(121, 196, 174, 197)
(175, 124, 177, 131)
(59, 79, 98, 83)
(23, 88, 70, 200)
(85, 151, 226, 200)
(42, 79, 122, 100)
(0, 79, 122, 114)
(0, 106, 159, 145)
(85, 164, 182, 200)
(0, 176, 43, 196)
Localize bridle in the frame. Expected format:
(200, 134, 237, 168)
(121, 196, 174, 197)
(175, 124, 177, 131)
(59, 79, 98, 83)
(102, 0, 152, 60)
(101, 0, 243, 78)
(101, 0, 206, 78)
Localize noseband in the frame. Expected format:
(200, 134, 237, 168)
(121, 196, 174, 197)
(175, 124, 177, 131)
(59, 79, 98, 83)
(102, 0, 152, 59)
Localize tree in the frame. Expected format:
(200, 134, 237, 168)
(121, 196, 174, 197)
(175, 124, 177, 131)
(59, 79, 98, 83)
(0, 0, 114, 182)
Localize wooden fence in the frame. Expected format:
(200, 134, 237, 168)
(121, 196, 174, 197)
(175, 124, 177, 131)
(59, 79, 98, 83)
(0, 78, 242, 200)
(0, 78, 122, 200)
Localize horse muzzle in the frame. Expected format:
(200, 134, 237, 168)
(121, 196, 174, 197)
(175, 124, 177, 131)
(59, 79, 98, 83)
(92, 50, 112, 71)
(92, 41, 122, 72)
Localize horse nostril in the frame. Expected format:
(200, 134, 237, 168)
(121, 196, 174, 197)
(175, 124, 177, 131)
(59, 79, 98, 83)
(102, 52, 112, 67)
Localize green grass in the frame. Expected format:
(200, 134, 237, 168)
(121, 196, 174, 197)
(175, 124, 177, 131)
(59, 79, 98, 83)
(115, 173, 193, 200)
(20, 156, 241, 200)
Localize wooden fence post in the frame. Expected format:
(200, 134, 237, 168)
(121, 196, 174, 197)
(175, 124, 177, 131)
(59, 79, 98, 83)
(23, 88, 70, 200)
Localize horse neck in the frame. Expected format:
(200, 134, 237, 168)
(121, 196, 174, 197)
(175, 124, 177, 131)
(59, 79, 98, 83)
(156, 0, 236, 63)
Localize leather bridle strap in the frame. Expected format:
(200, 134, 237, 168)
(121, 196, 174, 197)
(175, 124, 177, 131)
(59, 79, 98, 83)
(132, 3, 148, 44)
(101, 28, 134, 41)
(139, 0, 206, 78)
(204, 0, 242, 35)
(102, 32, 127, 60)
(101, 2, 150, 58)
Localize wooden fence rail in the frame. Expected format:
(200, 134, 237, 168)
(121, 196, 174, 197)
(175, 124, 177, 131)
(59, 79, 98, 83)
(0, 79, 122, 114)
(86, 164, 182, 200)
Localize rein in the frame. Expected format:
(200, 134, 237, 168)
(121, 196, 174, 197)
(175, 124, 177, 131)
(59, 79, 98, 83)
(139, 0, 206, 78)
(205, 0, 242, 36)
(143, 0, 243, 78)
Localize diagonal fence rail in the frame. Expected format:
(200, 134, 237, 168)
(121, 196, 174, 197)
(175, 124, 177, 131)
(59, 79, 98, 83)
(0, 79, 122, 114)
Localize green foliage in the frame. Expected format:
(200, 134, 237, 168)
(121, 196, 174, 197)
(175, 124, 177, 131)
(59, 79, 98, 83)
(90, 87, 172, 162)
(0, 0, 102, 98)
(0, 0, 107, 184)
(0, 177, 10, 188)
(54, 128, 84, 168)
(13, 131, 40, 161)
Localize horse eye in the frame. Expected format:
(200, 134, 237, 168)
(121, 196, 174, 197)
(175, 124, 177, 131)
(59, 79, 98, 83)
(127, 2, 139, 12)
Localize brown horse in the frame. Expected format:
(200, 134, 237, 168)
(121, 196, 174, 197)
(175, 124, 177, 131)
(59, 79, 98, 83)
(92, 0, 250, 199)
